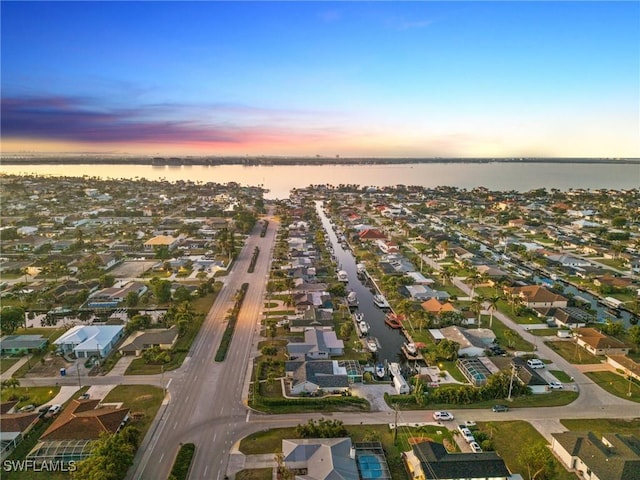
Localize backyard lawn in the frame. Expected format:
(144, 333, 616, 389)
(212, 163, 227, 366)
(545, 340, 603, 364)
(584, 371, 640, 403)
(560, 418, 640, 436)
(0, 357, 21, 374)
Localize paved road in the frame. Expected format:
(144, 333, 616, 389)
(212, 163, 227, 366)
(124, 212, 279, 480)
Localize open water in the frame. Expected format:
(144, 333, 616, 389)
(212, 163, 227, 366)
(1, 162, 638, 199)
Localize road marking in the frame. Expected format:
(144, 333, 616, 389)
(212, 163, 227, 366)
(245, 410, 250, 422)
(213, 432, 217, 442)
(173, 421, 178, 430)
(159, 452, 164, 463)
(204, 466, 209, 477)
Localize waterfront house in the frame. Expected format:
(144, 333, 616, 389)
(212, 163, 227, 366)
(286, 360, 350, 395)
(282, 437, 359, 478)
(574, 328, 629, 356)
(287, 327, 344, 360)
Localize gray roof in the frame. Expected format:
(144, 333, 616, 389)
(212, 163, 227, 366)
(292, 361, 349, 389)
(552, 432, 640, 480)
(0, 335, 47, 350)
(119, 328, 178, 353)
(412, 441, 510, 479)
(282, 437, 359, 480)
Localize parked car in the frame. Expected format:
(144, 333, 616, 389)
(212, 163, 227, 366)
(433, 411, 454, 421)
(492, 404, 509, 412)
(470, 441, 483, 453)
(37, 405, 51, 417)
(548, 382, 563, 390)
(527, 359, 545, 369)
(19, 404, 35, 413)
(46, 404, 61, 417)
(79, 393, 90, 400)
(464, 420, 477, 428)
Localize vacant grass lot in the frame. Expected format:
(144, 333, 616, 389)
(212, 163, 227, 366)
(102, 384, 164, 437)
(0, 357, 21, 374)
(477, 420, 575, 480)
(549, 369, 573, 382)
(545, 340, 603, 364)
(0, 386, 60, 408)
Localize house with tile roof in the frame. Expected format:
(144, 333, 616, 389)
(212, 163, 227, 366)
(358, 229, 387, 241)
(403, 440, 511, 480)
(506, 285, 568, 309)
(421, 298, 457, 314)
(551, 432, 640, 480)
(40, 399, 129, 441)
(574, 328, 629, 356)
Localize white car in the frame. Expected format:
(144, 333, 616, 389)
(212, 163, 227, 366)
(46, 404, 61, 417)
(470, 441, 483, 453)
(464, 420, 477, 428)
(433, 411, 454, 421)
(548, 381, 563, 389)
(527, 359, 545, 369)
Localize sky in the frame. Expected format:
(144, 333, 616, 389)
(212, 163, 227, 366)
(1, 1, 639, 158)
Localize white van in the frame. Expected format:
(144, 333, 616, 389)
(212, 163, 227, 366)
(527, 359, 545, 369)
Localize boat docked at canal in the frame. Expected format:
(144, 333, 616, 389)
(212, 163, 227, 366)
(402, 342, 420, 360)
(337, 270, 349, 282)
(384, 313, 404, 329)
(373, 294, 390, 309)
(366, 337, 380, 353)
(347, 291, 358, 308)
(356, 263, 367, 276)
(375, 364, 386, 379)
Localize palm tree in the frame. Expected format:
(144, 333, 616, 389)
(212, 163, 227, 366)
(486, 294, 501, 328)
(470, 295, 485, 326)
(439, 267, 453, 286)
(467, 273, 482, 300)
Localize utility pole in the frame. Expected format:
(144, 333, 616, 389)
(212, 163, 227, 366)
(393, 403, 399, 443)
(507, 363, 517, 401)
(77, 363, 81, 388)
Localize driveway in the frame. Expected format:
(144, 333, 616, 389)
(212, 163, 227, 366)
(349, 383, 395, 412)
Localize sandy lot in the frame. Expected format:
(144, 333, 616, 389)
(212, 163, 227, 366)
(110, 260, 157, 278)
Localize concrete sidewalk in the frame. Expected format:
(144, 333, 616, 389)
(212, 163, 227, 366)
(1, 355, 31, 377)
(107, 355, 136, 376)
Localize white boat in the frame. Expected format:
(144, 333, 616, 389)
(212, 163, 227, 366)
(356, 263, 367, 275)
(404, 342, 417, 355)
(358, 320, 369, 336)
(347, 291, 358, 306)
(375, 364, 385, 379)
(366, 337, 378, 353)
(373, 294, 390, 309)
(337, 270, 349, 282)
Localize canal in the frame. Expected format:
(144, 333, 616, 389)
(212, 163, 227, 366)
(315, 201, 408, 363)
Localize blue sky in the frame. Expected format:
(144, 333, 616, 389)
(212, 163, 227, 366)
(1, 1, 638, 157)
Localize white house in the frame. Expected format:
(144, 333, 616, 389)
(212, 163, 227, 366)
(54, 325, 124, 358)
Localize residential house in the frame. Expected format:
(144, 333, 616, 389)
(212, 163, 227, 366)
(511, 357, 551, 394)
(606, 355, 640, 383)
(0, 335, 47, 355)
(39, 399, 129, 441)
(54, 325, 125, 358)
(26, 399, 130, 466)
(86, 281, 148, 308)
(421, 298, 458, 315)
(439, 326, 495, 357)
(403, 441, 511, 480)
(287, 328, 344, 360)
(551, 432, 640, 480)
(551, 307, 594, 329)
(404, 285, 450, 302)
(288, 308, 334, 333)
(546, 253, 592, 268)
(282, 437, 359, 479)
(0, 409, 40, 461)
(574, 328, 629, 356)
(118, 327, 179, 356)
(144, 235, 180, 251)
(506, 285, 568, 309)
(358, 229, 387, 241)
(376, 239, 400, 254)
(292, 292, 332, 312)
(286, 360, 350, 395)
